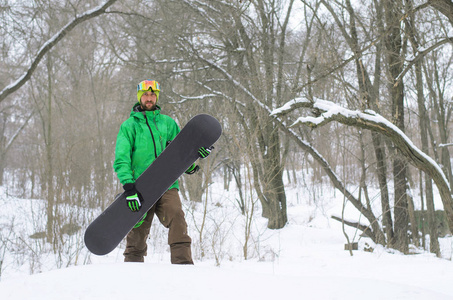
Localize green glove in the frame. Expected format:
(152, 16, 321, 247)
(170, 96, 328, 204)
(126, 193, 141, 211)
(123, 183, 141, 212)
(198, 146, 214, 159)
(134, 212, 147, 228)
(185, 163, 200, 175)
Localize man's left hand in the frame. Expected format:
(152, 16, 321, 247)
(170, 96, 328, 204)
(198, 146, 214, 159)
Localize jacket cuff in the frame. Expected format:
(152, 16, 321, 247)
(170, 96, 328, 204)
(123, 183, 135, 191)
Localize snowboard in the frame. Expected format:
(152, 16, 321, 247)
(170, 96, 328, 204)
(84, 114, 222, 255)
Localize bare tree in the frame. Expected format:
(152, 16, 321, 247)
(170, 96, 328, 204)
(164, 0, 294, 229)
(0, 0, 119, 103)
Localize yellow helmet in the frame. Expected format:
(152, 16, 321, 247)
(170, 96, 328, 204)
(137, 80, 160, 102)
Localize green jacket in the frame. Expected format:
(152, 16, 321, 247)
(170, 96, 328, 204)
(113, 104, 181, 190)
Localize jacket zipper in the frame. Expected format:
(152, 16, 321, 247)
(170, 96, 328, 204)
(153, 118, 164, 150)
(143, 112, 158, 159)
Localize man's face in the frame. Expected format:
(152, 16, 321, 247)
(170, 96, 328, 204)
(140, 91, 157, 111)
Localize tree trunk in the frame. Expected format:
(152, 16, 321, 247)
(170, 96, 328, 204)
(0, 152, 5, 186)
(344, 0, 393, 246)
(255, 122, 288, 229)
(407, 189, 420, 247)
(384, 0, 409, 253)
(415, 57, 441, 256)
(406, 0, 441, 255)
(0, 117, 5, 187)
(263, 136, 287, 229)
(370, 0, 394, 248)
(425, 175, 440, 255)
(392, 158, 409, 253)
(372, 132, 394, 246)
(45, 54, 55, 244)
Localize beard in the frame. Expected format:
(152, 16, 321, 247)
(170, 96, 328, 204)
(140, 101, 157, 111)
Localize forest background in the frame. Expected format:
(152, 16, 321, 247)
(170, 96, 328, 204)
(1, 0, 453, 275)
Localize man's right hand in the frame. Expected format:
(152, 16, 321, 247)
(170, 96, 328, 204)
(123, 183, 142, 211)
(126, 193, 141, 211)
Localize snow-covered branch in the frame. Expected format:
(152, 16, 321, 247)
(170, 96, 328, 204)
(273, 97, 453, 232)
(439, 143, 453, 148)
(0, 0, 119, 103)
(169, 94, 218, 104)
(274, 97, 449, 186)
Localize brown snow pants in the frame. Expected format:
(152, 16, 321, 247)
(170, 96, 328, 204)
(123, 188, 194, 264)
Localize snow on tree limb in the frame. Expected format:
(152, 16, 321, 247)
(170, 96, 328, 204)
(439, 143, 453, 148)
(273, 96, 453, 232)
(0, 0, 119, 103)
(273, 96, 450, 189)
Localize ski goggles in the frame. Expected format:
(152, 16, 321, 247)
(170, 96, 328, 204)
(137, 80, 160, 92)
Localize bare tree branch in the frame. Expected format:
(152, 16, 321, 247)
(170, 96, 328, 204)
(394, 37, 453, 87)
(4, 109, 35, 153)
(294, 1, 437, 94)
(0, 0, 119, 103)
(331, 215, 374, 238)
(429, 0, 453, 26)
(275, 119, 386, 244)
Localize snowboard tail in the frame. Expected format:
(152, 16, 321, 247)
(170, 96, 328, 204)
(84, 114, 222, 255)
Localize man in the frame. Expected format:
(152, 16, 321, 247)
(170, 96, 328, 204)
(113, 79, 211, 264)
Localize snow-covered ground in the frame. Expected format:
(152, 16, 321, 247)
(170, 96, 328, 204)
(0, 177, 453, 299)
(1, 252, 452, 300)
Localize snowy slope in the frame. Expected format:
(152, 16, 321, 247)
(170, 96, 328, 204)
(0, 258, 451, 300)
(1, 217, 453, 299)
(1, 181, 453, 299)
